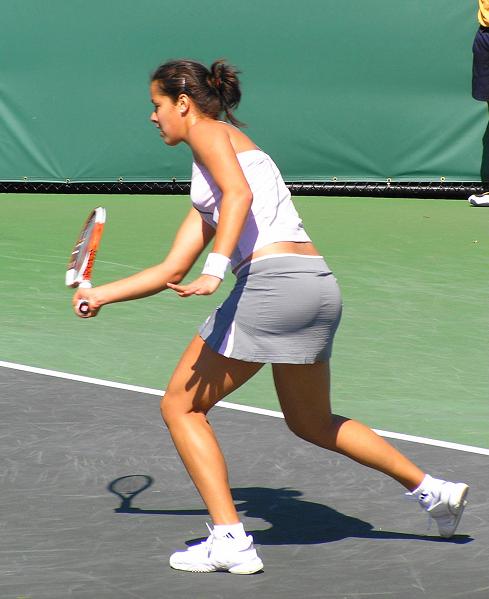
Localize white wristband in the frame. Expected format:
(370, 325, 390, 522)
(202, 252, 231, 280)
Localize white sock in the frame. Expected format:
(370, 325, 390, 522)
(213, 522, 247, 540)
(411, 474, 442, 497)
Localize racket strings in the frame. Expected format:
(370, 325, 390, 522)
(66, 207, 106, 288)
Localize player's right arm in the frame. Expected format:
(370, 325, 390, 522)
(72, 207, 215, 315)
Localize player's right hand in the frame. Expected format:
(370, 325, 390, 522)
(72, 288, 102, 318)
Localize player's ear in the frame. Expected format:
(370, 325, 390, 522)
(177, 94, 190, 115)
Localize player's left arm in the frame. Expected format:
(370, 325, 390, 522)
(167, 122, 253, 297)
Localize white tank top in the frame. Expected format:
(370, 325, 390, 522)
(190, 149, 311, 269)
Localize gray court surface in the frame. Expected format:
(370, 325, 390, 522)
(2, 366, 487, 599)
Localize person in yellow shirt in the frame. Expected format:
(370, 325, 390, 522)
(469, 0, 489, 204)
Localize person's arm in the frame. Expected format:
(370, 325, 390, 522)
(167, 122, 253, 297)
(72, 207, 215, 316)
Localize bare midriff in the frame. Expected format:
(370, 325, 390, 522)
(232, 241, 321, 274)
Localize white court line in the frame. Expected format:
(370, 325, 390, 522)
(1, 359, 488, 457)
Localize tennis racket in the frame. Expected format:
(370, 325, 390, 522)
(66, 206, 106, 315)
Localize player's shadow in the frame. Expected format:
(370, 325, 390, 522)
(230, 486, 471, 545)
(108, 477, 472, 546)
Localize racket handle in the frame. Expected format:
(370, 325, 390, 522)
(77, 300, 90, 316)
(77, 280, 92, 317)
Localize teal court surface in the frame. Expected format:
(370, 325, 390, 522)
(1, 194, 488, 598)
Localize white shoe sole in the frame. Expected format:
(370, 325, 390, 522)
(169, 556, 264, 574)
(228, 556, 264, 574)
(437, 483, 469, 538)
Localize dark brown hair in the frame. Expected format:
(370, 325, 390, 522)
(151, 59, 244, 127)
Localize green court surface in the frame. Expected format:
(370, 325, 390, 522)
(1, 194, 487, 448)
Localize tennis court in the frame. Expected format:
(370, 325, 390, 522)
(1, 194, 488, 598)
(2, 1, 488, 595)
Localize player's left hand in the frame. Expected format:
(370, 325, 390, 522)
(167, 274, 222, 297)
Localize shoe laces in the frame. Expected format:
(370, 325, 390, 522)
(203, 522, 217, 557)
(405, 488, 438, 508)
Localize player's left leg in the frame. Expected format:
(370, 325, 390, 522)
(272, 361, 468, 538)
(272, 360, 425, 489)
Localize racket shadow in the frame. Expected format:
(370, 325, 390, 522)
(107, 474, 208, 517)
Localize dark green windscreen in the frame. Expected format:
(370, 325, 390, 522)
(0, 1, 484, 183)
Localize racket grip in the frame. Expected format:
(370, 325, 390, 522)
(77, 300, 90, 316)
(77, 280, 92, 317)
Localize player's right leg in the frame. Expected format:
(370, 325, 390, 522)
(161, 334, 264, 573)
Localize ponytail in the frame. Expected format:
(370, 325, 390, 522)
(208, 60, 243, 127)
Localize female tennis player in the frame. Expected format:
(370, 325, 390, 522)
(73, 58, 469, 574)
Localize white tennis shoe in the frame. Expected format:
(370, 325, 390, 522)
(169, 525, 264, 574)
(468, 191, 489, 206)
(412, 480, 469, 538)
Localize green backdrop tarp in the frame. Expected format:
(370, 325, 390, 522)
(0, 1, 485, 183)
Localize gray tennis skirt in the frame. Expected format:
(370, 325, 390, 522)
(199, 255, 342, 364)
